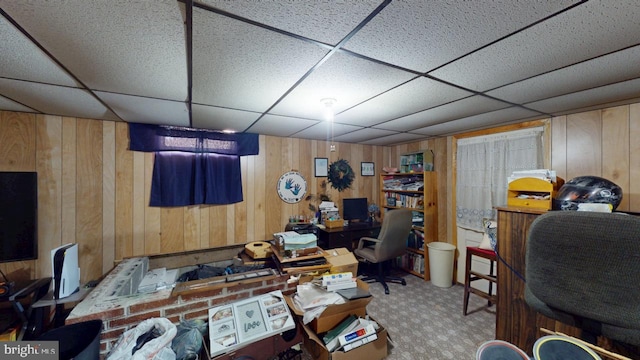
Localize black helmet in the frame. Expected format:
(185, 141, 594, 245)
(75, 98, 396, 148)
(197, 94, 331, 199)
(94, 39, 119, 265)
(553, 176, 623, 211)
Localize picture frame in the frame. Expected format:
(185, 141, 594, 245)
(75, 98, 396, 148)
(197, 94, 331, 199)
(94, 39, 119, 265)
(314, 157, 328, 177)
(361, 162, 375, 176)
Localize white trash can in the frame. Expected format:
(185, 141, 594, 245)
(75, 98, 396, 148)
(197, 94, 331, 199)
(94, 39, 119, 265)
(427, 242, 456, 288)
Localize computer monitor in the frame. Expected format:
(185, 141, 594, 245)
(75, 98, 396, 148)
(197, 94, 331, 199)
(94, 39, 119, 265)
(342, 198, 369, 222)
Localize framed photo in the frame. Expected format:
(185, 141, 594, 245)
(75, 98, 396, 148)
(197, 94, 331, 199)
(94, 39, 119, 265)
(315, 158, 328, 177)
(361, 162, 375, 176)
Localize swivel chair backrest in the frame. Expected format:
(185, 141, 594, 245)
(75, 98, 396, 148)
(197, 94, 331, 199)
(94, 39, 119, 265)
(525, 211, 640, 346)
(373, 208, 413, 261)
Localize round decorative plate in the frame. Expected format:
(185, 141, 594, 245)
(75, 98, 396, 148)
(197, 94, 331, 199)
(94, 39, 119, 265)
(277, 171, 307, 203)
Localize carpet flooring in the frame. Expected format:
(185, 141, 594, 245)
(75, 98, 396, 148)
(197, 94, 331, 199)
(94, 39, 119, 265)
(364, 272, 496, 360)
(298, 271, 497, 360)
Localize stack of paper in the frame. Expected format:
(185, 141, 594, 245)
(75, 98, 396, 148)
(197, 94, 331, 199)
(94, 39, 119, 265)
(507, 169, 557, 183)
(293, 282, 345, 325)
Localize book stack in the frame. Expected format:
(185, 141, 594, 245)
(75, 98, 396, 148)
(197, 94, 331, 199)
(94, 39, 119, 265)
(322, 315, 379, 352)
(321, 272, 357, 292)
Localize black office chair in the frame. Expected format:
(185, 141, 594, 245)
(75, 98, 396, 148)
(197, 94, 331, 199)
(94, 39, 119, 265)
(354, 208, 413, 294)
(525, 211, 640, 346)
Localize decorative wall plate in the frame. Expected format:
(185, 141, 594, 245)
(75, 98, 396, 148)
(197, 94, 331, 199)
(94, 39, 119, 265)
(277, 171, 307, 203)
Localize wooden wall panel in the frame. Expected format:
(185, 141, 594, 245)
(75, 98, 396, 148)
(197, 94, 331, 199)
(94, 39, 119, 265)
(75, 119, 103, 283)
(102, 121, 116, 274)
(630, 104, 640, 212)
(145, 153, 161, 255)
(35, 115, 62, 279)
(602, 106, 629, 211)
(550, 115, 567, 180)
(132, 151, 145, 256)
(61, 117, 77, 246)
(115, 122, 133, 261)
(0, 111, 35, 170)
(566, 111, 602, 179)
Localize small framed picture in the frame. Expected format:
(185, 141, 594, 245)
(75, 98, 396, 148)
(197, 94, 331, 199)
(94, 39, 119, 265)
(361, 162, 375, 176)
(315, 158, 328, 177)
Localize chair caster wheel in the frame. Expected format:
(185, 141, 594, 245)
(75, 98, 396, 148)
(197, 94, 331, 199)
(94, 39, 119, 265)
(401, 279, 406, 285)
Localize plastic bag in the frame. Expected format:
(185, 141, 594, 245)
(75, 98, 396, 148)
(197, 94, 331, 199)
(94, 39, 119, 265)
(106, 317, 177, 360)
(171, 319, 207, 360)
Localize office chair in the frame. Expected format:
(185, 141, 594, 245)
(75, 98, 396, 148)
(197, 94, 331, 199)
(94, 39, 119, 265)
(525, 211, 640, 346)
(354, 208, 413, 294)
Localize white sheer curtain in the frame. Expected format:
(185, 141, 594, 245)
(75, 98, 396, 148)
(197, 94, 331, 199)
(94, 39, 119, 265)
(456, 128, 544, 231)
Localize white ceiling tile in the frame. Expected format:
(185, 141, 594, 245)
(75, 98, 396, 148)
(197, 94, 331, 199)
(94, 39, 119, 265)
(344, 0, 578, 72)
(192, 8, 328, 112)
(0, 95, 37, 113)
(487, 46, 640, 104)
(336, 77, 473, 127)
(0, 0, 188, 100)
(192, 104, 262, 132)
(0, 17, 78, 87)
(195, 0, 381, 45)
(360, 132, 427, 146)
(293, 121, 362, 141)
(0, 78, 119, 120)
(525, 78, 640, 115)
(374, 96, 510, 131)
(412, 107, 546, 137)
(246, 114, 319, 137)
(270, 51, 415, 119)
(332, 128, 396, 143)
(96, 92, 189, 127)
(432, 0, 640, 91)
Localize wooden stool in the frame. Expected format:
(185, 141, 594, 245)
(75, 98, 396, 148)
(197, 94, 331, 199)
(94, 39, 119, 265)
(463, 246, 497, 315)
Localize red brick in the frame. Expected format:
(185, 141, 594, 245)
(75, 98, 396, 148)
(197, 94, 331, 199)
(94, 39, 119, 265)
(165, 315, 181, 324)
(210, 293, 246, 306)
(129, 297, 179, 314)
(109, 310, 161, 328)
(253, 285, 285, 296)
(180, 287, 223, 302)
(101, 327, 125, 342)
(164, 300, 209, 316)
(184, 309, 209, 320)
(225, 281, 262, 293)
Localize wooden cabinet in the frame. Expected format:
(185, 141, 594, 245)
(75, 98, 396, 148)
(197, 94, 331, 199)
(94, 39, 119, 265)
(381, 171, 437, 280)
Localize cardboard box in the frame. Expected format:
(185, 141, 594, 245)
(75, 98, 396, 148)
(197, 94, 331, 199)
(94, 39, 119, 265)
(301, 317, 388, 360)
(325, 248, 358, 275)
(325, 219, 343, 228)
(285, 279, 372, 334)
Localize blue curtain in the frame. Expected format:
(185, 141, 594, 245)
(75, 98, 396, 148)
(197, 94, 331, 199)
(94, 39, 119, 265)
(128, 123, 259, 207)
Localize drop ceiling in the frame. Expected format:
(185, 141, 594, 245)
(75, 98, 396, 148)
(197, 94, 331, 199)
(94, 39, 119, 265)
(1, 1, 639, 145)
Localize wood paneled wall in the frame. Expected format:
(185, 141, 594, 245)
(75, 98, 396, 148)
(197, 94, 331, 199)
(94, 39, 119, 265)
(551, 103, 640, 213)
(0, 111, 388, 283)
(2, 101, 639, 284)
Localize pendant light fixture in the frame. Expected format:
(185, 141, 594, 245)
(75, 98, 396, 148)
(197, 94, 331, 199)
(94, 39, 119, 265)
(321, 98, 337, 152)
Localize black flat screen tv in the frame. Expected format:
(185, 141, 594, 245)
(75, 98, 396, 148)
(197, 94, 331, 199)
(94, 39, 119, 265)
(342, 197, 369, 223)
(0, 172, 38, 263)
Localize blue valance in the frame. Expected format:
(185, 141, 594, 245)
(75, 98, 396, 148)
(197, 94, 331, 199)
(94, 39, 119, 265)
(128, 122, 259, 155)
(128, 123, 258, 207)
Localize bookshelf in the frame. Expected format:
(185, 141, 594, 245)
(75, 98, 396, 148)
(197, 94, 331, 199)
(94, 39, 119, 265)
(381, 171, 437, 280)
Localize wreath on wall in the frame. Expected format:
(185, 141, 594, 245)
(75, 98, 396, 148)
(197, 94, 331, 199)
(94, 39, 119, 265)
(328, 159, 354, 192)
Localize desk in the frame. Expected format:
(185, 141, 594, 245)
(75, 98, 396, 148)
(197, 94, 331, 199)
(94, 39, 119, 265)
(317, 222, 381, 250)
(32, 286, 92, 328)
